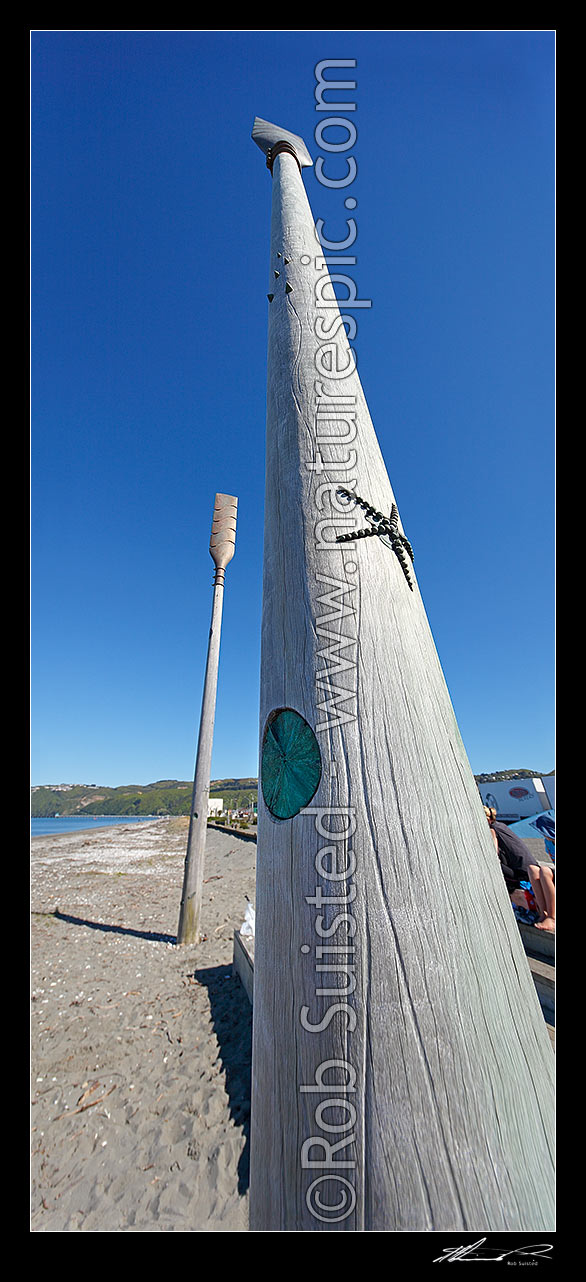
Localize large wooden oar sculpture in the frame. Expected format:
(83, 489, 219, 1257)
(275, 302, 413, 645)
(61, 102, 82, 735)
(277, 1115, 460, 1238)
(249, 116, 554, 1233)
(177, 493, 237, 945)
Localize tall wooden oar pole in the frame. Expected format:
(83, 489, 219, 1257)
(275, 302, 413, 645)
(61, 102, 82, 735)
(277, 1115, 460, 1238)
(249, 118, 554, 1232)
(177, 493, 237, 945)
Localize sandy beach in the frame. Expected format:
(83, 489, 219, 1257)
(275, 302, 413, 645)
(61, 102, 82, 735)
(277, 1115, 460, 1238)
(31, 817, 552, 1232)
(31, 818, 256, 1232)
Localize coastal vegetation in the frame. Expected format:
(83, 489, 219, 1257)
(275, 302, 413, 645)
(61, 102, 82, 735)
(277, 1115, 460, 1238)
(31, 770, 552, 819)
(30, 779, 259, 818)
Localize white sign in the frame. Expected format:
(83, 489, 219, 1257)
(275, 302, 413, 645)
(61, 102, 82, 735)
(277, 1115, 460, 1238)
(477, 778, 553, 821)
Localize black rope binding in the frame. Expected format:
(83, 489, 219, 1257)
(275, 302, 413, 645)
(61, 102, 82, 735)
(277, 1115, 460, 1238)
(335, 488, 415, 590)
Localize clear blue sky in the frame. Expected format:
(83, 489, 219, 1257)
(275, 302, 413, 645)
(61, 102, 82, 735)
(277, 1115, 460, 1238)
(31, 30, 555, 786)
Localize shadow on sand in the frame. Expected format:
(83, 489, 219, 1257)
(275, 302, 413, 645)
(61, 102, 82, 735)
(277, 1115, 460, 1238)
(32, 910, 253, 1193)
(34, 909, 177, 946)
(193, 962, 252, 1195)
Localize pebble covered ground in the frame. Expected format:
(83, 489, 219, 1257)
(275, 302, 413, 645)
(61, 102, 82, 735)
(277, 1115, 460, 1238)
(31, 818, 256, 1232)
(31, 818, 552, 1231)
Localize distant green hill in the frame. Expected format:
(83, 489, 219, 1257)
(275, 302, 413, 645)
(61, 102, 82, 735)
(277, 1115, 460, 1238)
(473, 769, 554, 784)
(31, 768, 553, 819)
(30, 778, 258, 818)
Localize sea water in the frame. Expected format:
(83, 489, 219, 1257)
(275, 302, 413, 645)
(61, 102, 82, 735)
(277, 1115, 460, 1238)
(31, 815, 164, 838)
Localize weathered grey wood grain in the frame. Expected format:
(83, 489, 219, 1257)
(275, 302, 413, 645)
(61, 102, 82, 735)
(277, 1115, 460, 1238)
(518, 919, 555, 963)
(527, 957, 555, 1024)
(252, 116, 313, 170)
(249, 118, 554, 1232)
(177, 494, 237, 945)
(233, 929, 255, 1005)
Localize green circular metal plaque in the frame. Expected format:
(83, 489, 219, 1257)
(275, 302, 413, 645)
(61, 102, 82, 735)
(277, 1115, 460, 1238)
(261, 707, 322, 820)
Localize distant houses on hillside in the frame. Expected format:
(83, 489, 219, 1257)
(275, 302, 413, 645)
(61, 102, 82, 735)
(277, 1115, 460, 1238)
(32, 772, 553, 826)
(476, 774, 555, 822)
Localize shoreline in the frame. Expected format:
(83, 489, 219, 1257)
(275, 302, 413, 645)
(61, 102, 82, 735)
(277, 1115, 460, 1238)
(30, 818, 166, 840)
(31, 819, 257, 841)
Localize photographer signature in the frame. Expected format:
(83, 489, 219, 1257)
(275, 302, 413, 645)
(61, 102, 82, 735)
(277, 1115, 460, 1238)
(434, 1238, 553, 1263)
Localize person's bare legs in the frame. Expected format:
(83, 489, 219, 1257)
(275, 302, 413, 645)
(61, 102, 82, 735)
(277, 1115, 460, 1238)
(528, 863, 555, 932)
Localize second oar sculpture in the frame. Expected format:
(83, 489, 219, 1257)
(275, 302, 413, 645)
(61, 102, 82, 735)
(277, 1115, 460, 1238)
(177, 493, 237, 945)
(250, 118, 554, 1232)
